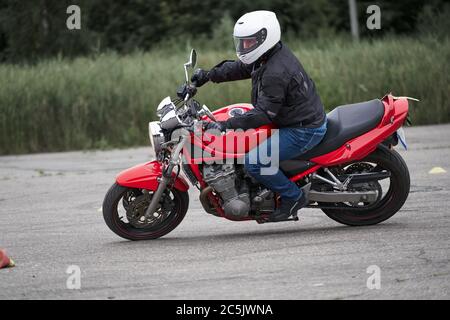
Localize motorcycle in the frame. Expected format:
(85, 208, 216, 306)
(103, 49, 415, 240)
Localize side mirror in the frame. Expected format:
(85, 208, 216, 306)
(184, 49, 197, 83)
(190, 49, 197, 69)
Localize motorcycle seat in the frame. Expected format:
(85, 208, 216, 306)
(291, 99, 385, 161)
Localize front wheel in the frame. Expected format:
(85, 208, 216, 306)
(102, 183, 189, 240)
(321, 146, 410, 226)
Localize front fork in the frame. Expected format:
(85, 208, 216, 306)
(144, 132, 189, 218)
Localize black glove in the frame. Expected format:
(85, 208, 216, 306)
(204, 121, 227, 132)
(191, 69, 210, 87)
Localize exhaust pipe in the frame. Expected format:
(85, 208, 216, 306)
(308, 190, 378, 203)
(199, 186, 218, 215)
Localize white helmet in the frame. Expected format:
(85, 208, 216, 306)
(233, 11, 281, 65)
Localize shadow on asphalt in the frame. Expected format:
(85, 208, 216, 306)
(104, 222, 404, 247)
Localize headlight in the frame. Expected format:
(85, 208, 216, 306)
(160, 109, 182, 130)
(156, 96, 182, 131)
(156, 96, 173, 117)
(149, 121, 164, 155)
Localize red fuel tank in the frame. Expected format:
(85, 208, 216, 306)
(187, 104, 275, 161)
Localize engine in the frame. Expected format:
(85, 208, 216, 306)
(203, 164, 250, 217)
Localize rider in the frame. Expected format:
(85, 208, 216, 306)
(191, 11, 327, 221)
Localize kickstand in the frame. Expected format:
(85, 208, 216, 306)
(256, 215, 299, 224)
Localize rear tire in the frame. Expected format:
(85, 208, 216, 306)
(103, 183, 189, 240)
(321, 146, 410, 226)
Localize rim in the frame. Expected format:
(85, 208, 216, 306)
(114, 188, 180, 234)
(317, 159, 394, 212)
(341, 161, 392, 210)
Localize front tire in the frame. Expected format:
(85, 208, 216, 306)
(103, 183, 189, 240)
(321, 146, 410, 226)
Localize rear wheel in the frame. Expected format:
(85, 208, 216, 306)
(102, 183, 189, 240)
(320, 146, 410, 226)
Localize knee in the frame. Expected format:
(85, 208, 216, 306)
(244, 154, 260, 176)
(245, 163, 260, 176)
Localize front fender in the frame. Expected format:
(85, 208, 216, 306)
(116, 161, 189, 192)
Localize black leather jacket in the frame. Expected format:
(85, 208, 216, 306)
(208, 42, 326, 130)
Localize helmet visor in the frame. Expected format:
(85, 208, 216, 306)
(233, 28, 267, 55)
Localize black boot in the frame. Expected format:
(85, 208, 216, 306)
(269, 193, 308, 222)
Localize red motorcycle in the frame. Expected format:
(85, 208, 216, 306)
(103, 49, 415, 240)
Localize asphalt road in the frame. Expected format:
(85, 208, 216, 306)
(0, 124, 449, 300)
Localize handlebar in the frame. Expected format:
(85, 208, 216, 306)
(177, 82, 197, 101)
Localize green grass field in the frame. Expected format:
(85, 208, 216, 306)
(0, 36, 449, 154)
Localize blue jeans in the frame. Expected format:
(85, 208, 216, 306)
(244, 119, 327, 200)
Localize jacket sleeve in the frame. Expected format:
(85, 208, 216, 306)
(208, 60, 252, 83)
(227, 74, 286, 130)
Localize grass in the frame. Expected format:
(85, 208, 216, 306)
(0, 36, 449, 155)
